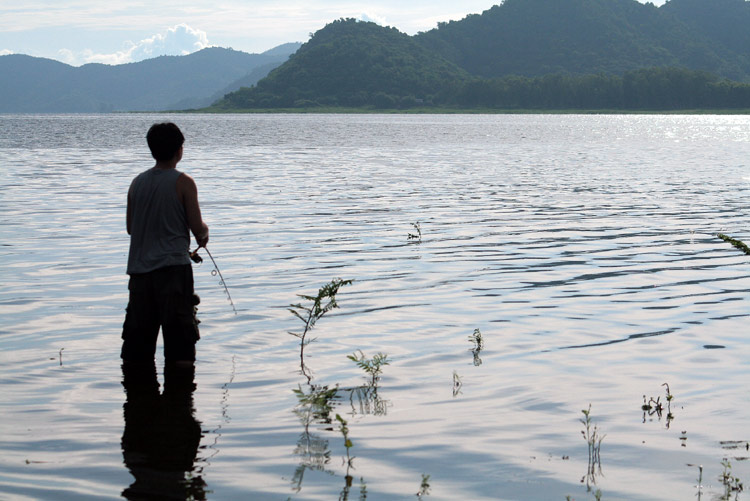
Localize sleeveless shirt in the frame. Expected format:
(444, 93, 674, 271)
(127, 167, 191, 274)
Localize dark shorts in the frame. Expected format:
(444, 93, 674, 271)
(121, 264, 200, 363)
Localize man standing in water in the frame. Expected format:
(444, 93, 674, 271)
(121, 122, 209, 364)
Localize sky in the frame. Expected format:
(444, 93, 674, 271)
(0, 0, 666, 67)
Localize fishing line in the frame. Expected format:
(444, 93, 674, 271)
(191, 247, 238, 315)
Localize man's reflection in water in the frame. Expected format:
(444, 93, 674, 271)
(121, 362, 206, 500)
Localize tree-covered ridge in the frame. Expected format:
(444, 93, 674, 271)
(214, 19, 469, 109)
(661, 0, 750, 81)
(416, 0, 750, 80)
(214, 0, 750, 111)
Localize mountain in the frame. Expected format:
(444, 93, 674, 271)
(0, 44, 301, 113)
(661, 0, 750, 81)
(415, 0, 750, 80)
(214, 19, 469, 109)
(215, 0, 750, 110)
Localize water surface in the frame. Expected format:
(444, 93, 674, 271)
(1, 114, 749, 500)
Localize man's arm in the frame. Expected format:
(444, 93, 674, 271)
(126, 183, 133, 235)
(177, 173, 209, 247)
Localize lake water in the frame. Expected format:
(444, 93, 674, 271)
(1, 113, 749, 500)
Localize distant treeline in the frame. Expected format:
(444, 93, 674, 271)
(447, 67, 750, 110)
(216, 67, 750, 111)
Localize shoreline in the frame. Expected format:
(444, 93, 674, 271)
(180, 106, 750, 115)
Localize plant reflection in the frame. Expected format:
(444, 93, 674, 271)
(336, 414, 356, 500)
(291, 384, 339, 492)
(453, 371, 463, 397)
(343, 385, 390, 416)
(121, 362, 206, 500)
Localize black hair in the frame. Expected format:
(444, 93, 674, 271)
(146, 122, 185, 162)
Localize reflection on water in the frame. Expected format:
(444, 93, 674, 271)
(342, 385, 390, 416)
(291, 384, 337, 492)
(121, 362, 206, 499)
(291, 378, 391, 496)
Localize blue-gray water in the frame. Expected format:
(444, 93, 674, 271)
(1, 113, 749, 500)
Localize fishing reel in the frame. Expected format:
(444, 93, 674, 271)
(189, 248, 203, 264)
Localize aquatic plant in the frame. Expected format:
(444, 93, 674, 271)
(289, 278, 353, 380)
(693, 464, 704, 496)
(408, 222, 422, 242)
(719, 459, 744, 500)
(51, 348, 64, 366)
(580, 405, 605, 488)
(641, 383, 675, 428)
(717, 233, 750, 256)
(416, 474, 431, 499)
(348, 351, 390, 386)
(468, 328, 483, 366)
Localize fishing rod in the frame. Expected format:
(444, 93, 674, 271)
(190, 246, 238, 315)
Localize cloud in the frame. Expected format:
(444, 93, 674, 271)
(129, 23, 209, 61)
(358, 12, 387, 26)
(61, 24, 209, 66)
(57, 48, 76, 64)
(0, 49, 13, 56)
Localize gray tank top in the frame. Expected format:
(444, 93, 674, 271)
(127, 167, 191, 274)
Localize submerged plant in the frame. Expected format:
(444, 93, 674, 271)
(53, 348, 64, 366)
(720, 459, 744, 500)
(580, 405, 605, 488)
(408, 222, 422, 242)
(416, 474, 431, 499)
(348, 351, 390, 386)
(289, 278, 353, 380)
(718, 233, 750, 256)
(691, 464, 704, 496)
(468, 328, 484, 366)
(641, 383, 675, 428)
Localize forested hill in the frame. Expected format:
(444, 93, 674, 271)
(417, 0, 750, 81)
(215, 0, 750, 110)
(218, 19, 469, 109)
(0, 45, 300, 112)
(661, 0, 750, 81)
